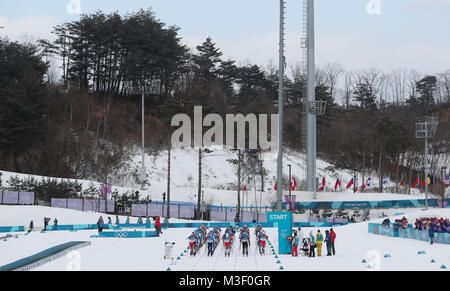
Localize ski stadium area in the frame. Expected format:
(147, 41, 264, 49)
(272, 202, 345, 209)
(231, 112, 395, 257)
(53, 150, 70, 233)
(0, 204, 449, 271)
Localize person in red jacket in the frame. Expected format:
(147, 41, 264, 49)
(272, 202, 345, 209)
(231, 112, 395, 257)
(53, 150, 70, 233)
(154, 216, 162, 235)
(330, 228, 336, 256)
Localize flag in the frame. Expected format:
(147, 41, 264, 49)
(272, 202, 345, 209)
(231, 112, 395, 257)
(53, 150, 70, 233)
(361, 184, 366, 191)
(399, 177, 404, 187)
(318, 177, 325, 192)
(243, 185, 247, 191)
(382, 176, 389, 185)
(366, 177, 372, 188)
(443, 175, 450, 185)
(274, 182, 277, 191)
(421, 180, 426, 188)
(291, 176, 298, 191)
(412, 176, 419, 188)
(334, 178, 341, 192)
(346, 178, 354, 189)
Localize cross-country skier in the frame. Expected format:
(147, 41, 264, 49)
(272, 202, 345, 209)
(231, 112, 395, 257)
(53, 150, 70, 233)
(188, 233, 197, 256)
(164, 241, 176, 260)
(258, 230, 268, 255)
(115, 215, 120, 225)
(125, 216, 130, 224)
(240, 229, 250, 256)
(223, 231, 233, 257)
(54, 218, 58, 230)
(207, 230, 217, 256)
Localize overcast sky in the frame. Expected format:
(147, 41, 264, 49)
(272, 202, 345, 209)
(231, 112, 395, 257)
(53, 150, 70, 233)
(1, 0, 450, 74)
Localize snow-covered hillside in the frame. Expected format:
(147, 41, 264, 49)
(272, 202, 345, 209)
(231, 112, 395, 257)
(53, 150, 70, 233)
(1, 147, 445, 207)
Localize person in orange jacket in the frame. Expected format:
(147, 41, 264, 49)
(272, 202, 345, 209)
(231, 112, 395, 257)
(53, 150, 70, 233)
(316, 230, 324, 256)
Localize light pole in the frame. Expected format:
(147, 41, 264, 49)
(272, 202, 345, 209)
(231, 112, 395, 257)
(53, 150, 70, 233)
(442, 166, 448, 208)
(415, 116, 438, 209)
(288, 164, 292, 211)
(125, 82, 151, 191)
(276, 0, 286, 212)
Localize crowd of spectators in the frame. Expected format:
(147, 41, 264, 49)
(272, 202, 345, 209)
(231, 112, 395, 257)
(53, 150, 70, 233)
(414, 217, 450, 234)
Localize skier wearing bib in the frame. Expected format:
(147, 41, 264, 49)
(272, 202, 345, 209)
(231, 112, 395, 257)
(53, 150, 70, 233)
(188, 233, 197, 255)
(240, 230, 250, 256)
(316, 230, 324, 256)
(207, 230, 217, 256)
(223, 232, 232, 257)
(258, 231, 268, 255)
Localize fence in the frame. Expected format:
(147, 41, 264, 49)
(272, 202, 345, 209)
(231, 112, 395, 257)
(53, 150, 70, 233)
(131, 202, 195, 219)
(51, 198, 115, 213)
(288, 198, 450, 210)
(0, 191, 34, 205)
(368, 223, 450, 244)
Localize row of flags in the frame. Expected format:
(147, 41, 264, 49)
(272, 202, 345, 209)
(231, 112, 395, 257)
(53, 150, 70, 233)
(245, 174, 449, 192)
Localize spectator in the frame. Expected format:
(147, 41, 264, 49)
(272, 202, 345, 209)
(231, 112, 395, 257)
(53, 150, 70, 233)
(43, 217, 50, 231)
(107, 217, 112, 225)
(428, 222, 435, 245)
(324, 230, 332, 256)
(54, 218, 58, 230)
(154, 216, 162, 235)
(292, 232, 299, 257)
(309, 231, 316, 257)
(316, 230, 324, 257)
(330, 228, 337, 256)
(115, 215, 120, 225)
(28, 221, 34, 233)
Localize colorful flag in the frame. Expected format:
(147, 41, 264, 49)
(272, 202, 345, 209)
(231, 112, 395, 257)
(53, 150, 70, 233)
(318, 177, 325, 192)
(334, 178, 341, 192)
(346, 178, 354, 189)
(291, 176, 298, 191)
(366, 177, 372, 188)
(412, 176, 419, 188)
(444, 175, 450, 185)
(274, 182, 278, 191)
(382, 176, 389, 185)
(243, 185, 247, 191)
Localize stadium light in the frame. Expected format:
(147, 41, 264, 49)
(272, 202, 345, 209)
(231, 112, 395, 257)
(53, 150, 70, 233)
(415, 116, 439, 209)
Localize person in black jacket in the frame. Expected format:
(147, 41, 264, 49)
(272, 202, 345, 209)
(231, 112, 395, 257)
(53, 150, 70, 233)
(43, 217, 50, 231)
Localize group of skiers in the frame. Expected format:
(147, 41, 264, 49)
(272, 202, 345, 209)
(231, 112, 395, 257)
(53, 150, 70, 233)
(293, 228, 337, 257)
(186, 224, 270, 258)
(188, 224, 209, 256)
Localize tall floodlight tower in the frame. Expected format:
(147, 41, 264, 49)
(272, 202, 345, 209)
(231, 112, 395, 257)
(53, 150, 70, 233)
(305, 0, 318, 198)
(276, 0, 286, 211)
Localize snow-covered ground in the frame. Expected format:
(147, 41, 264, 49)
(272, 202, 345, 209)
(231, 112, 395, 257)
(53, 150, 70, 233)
(0, 206, 449, 271)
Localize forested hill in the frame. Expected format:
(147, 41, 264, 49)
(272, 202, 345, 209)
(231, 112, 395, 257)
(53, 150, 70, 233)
(0, 9, 449, 192)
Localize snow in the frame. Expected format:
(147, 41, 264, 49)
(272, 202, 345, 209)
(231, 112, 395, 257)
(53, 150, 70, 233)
(0, 206, 449, 271)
